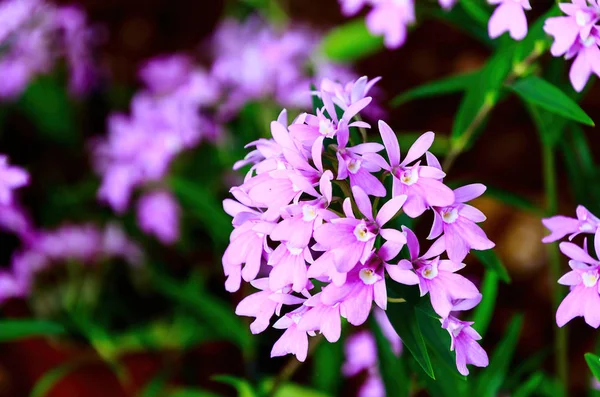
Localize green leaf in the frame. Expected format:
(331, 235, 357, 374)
(312, 337, 343, 395)
(475, 315, 523, 397)
(321, 19, 384, 62)
(17, 75, 79, 146)
(152, 270, 251, 352)
(512, 372, 544, 397)
(259, 380, 331, 397)
(433, 4, 494, 48)
(484, 185, 544, 216)
(170, 177, 232, 246)
(390, 71, 478, 107)
(586, 353, 600, 382)
(398, 132, 450, 156)
(459, 0, 491, 27)
(385, 283, 435, 378)
(385, 300, 434, 378)
(371, 317, 409, 397)
(510, 76, 594, 126)
(168, 389, 222, 397)
(472, 249, 511, 283)
(213, 375, 257, 397)
(471, 270, 499, 337)
(0, 319, 66, 342)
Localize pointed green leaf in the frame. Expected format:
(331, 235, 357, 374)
(510, 76, 594, 126)
(390, 71, 478, 107)
(473, 249, 510, 283)
(312, 338, 343, 395)
(459, 0, 491, 27)
(512, 372, 544, 397)
(385, 300, 434, 379)
(586, 353, 600, 382)
(321, 19, 384, 62)
(30, 359, 85, 397)
(371, 317, 409, 397)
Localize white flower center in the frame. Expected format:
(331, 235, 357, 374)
(446, 320, 464, 338)
(400, 168, 419, 185)
(583, 271, 599, 287)
(291, 313, 302, 324)
(576, 10, 591, 27)
(287, 244, 303, 256)
(421, 264, 438, 280)
(583, 36, 596, 47)
(302, 205, 318, 221)
(353, 222, 374, 242)
(319, 119, 335, 136)
(580, 222, 595, 233)
(359, 268, 378, 285)
(347, 158, 361, 174)
(442, 208, 459, 224)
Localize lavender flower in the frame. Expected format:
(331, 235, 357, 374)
(137, 191, 180, 245)
(0, 155, 28, 205)
(488, 0, 531, 41)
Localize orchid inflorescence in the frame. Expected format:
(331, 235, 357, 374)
(543, 206, 600, 328)
(223, 76, 494, 376)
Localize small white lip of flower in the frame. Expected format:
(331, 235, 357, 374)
(584, 36, 596, 47)
(576, 10, 591, 27)
(442, 208, 459, 224)
(580, 222, 595, 232)
(302, 205, 318, 222)
(582, 271, 599, 287)
(359, 268, 379, 285)
(347, 158, 361, 174)
(400, 168, 419, 186)
(446, 320, 464, 337)
(319, 119, 335, 136)
(353, 222, 374, 242)
(291, 313, 303, 324)
(287, 244, 303, 256)
(421, 264, 438, 280)
(256, 232, 265, 239)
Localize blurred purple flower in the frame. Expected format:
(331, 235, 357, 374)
(543, 204, 600, 243)
(137, 191, 181, 245)
(0, 155, 28, 205)
(0, 0, 99, 99)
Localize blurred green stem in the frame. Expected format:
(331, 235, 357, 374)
(542, 142, 567, 394)
(443, 46, 545, 171)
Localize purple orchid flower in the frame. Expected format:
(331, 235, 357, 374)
(136, 191, 180, 245)
(401, 227, 481, 318)
(236, 278, 305, 334)
(488, 0, 531, 41)
(428, 184, 495, 263)
(314, 185, 407, 272)
(443, 314, 489, 376)
(364, 121, 455, 218)
(542, 205, 600, 243)
(271, 306, 313, 362)
(298, 292, 343, 342)
(556, 234, 600, 328)
(268, 243, 313, 293)
(0, 155, 29, 205)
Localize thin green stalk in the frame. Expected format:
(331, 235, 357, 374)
(542, 143, 567, 395)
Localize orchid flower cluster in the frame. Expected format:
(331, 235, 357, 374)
(92, 17, 357, 245)
(0, 0, 99, 99)
(545, 0, 600, 92)
(543, 206, 600, 328)
(223, 76, 493, 376)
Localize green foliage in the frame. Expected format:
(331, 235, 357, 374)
(0, 319, 66, 341)
(471, 270, 498, 337)
(371, 317, 409, 397)
(473, 249, 510, 283)
(474, 316, 523, 397)
(321, 19, 384, 62)
(586, 353, 600, 383)
(391, 71, 478, 107)
(213, 375, 257, 397)
(312, 337, 343, 395)
(483, 185, 544, 216)
(30, 359, 86, 397)
(17, 75, 79, 146)
(510, 76, 594, 126)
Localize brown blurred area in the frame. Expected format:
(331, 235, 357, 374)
(1, 0, 599, 395)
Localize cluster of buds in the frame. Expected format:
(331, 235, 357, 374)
(223, 76, 493, 375)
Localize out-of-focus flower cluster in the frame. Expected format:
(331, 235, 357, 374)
(545, 0, 600, 92)
(223, 75, 493, 376)
(0, 154, 141, 303)
(543, 206, 600, 328)
(92, 17, 357, 245)
(0, 0, 99, 99)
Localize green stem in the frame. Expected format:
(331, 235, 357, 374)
(542, 143, 567, 394)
